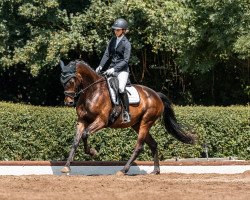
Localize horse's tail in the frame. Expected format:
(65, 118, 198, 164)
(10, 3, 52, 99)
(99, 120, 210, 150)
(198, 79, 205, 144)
(157, 92, 196, 144)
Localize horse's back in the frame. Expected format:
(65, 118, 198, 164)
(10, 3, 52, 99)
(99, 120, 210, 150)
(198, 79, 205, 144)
(132, 84, 164, 115)
(133, 84, 162, 101)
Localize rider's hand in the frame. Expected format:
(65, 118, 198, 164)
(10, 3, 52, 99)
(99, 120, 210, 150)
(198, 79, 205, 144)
(95, 66, 103, 74)
(104, 68, 115, 76)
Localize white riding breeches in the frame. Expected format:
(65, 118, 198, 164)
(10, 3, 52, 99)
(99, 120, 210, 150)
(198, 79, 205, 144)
(117, 71, 129, 93)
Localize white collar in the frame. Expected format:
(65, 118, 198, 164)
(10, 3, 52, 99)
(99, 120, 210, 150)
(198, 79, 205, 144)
(115, 35, 124, 48)
(116, 35, 124, 42)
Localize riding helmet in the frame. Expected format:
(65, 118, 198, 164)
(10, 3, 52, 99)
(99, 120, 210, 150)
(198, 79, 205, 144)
(112, 18, 128, 30)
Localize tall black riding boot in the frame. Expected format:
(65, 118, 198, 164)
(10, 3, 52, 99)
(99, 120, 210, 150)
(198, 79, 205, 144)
(120, 92, 131, 123)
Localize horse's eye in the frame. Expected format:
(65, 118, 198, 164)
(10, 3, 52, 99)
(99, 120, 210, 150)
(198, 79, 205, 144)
(65, 80, 73, 88)
(69, 79, 75, 85)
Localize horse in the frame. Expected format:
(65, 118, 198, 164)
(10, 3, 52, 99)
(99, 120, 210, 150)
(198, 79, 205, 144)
(60, 60, 196, 175)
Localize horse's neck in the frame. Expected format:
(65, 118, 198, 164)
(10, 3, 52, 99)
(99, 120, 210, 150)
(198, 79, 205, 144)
(78, 65, 100, 87)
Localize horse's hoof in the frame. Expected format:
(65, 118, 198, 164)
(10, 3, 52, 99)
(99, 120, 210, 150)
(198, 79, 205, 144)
(243, 170, 250, 176)
(61, 166, 71, 173)
(116, 171, 125, 176)
(89, 148, 98, 157)
(150, 170, 160, 175)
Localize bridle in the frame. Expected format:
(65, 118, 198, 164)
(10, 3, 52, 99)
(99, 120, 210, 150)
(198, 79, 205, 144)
(60, 60, 107, 105)
(64, 76, 106, 100)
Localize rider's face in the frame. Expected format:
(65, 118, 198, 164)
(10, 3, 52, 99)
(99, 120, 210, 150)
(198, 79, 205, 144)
(114, 29, 123, 37)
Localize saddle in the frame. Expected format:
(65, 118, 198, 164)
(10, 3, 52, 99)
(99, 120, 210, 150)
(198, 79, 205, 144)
(107, 77, 140, 125)
(107, 77, 140, 106)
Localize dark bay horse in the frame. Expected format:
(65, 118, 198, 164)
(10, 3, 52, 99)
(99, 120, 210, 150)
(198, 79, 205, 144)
(60, 60, 196, 175)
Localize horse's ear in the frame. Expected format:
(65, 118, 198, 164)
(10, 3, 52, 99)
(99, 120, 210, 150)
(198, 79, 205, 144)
(60, 60, 65, 71)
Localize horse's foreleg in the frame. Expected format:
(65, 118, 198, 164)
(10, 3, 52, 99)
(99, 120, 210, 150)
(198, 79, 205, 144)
(145, 134, 160, 174)
(61, 118, 105, 174)
(81, 117, 106, 158)
(61, 121, 86, 173)
(82, 137, 97, 157)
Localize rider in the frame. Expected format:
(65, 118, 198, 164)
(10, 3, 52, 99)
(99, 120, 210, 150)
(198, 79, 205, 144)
(96, 18, 131, 123)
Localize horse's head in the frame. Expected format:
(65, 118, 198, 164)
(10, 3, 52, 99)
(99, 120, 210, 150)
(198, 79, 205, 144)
(60, 60, 103, 106)
(60, 60, 81, 106)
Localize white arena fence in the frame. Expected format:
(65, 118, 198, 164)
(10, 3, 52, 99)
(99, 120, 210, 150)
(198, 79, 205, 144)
(0, 159, 250, 175)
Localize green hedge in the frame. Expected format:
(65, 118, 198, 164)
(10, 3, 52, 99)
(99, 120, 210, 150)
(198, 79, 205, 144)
(0, 102, 249, 161)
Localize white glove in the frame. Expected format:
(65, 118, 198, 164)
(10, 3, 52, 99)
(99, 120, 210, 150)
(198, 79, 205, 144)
(104, 68, 115, 76)
(95, 66, 102, 73)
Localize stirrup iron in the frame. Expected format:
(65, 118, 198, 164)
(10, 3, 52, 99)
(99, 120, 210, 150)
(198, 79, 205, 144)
(122, 111, 131, 123)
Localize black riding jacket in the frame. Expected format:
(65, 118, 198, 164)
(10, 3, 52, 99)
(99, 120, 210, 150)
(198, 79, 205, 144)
(99, 36, 131, 73)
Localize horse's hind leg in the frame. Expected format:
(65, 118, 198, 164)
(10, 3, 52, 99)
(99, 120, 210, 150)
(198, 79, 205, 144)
(145, 134, 160, 174)
(117, 133, 145, 176)
(117, 123, 153, 176)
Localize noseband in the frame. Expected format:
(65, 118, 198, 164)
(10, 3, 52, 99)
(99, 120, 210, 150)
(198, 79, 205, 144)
(64, 90, 77, 99)
(61, 72, 77, 98)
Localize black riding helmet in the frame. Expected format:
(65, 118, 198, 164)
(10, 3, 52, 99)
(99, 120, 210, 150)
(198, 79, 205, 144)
(112, 18, 128, 30)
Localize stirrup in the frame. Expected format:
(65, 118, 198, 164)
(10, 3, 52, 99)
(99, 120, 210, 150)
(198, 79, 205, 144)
(122, 111, 131, 123)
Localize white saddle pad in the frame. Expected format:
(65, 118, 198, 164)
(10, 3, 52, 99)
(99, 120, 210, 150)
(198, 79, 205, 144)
(126, 86, 140, 104)
(108, 85, 140, 105)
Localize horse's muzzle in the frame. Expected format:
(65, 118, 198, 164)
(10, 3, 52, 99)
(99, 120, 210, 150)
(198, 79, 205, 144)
(64, 101, 75, 107)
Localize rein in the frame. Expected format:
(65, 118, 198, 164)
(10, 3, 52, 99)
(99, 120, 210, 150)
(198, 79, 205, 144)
(64, 77, 106, 99)
(76, 77, 106, 97)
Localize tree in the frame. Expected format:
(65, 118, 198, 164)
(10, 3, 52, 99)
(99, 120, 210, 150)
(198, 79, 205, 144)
(0, 0, 249, 105)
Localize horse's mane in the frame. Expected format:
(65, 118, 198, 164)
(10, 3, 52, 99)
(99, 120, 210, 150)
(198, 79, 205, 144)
(75, 59, 90, 68)
(64, 59, 93, 72)
(74, 60, 96, 73)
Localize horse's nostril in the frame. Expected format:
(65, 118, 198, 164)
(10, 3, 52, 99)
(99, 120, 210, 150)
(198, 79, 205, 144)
(65, 101, 75, 107)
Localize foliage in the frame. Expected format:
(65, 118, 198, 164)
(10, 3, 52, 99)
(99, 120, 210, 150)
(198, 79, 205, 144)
(0, 102, 249, 161)
(0, 0, 249, 105)
(178, 0, 250, 72)
(0, 0, 249, 70)
(232, 0, 250, 59)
